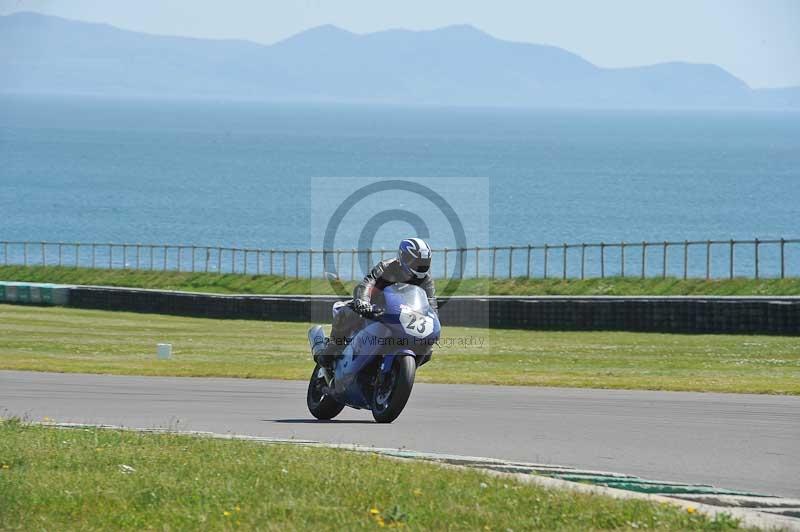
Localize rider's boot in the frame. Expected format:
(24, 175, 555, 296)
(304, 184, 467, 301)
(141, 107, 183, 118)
(315, 339, 336, 370)
(316, 303, 358, 369)
(309, 325, 327, 365)
(319, 327, 351, 369)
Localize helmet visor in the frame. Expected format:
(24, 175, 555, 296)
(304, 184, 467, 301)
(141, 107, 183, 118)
(406, 255, 431, 274)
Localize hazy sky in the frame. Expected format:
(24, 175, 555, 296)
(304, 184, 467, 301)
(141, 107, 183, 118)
(2, 0, 799, 88)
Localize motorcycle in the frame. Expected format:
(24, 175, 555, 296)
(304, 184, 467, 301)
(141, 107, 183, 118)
(306, 283, 440, 423)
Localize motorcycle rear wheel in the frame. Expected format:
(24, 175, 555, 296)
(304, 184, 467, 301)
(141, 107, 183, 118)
(307, 364, 344, 420)
(372, 355, 416, 423)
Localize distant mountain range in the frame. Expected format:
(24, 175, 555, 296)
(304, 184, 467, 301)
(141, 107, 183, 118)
(2, 11, 798, 109)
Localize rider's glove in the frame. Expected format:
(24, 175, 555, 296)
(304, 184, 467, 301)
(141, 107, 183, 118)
(353, 299, 371, 315)
(354, 299, 383, 319)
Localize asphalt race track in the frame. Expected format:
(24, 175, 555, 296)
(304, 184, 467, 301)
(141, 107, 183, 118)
(2, 370, 798, 498)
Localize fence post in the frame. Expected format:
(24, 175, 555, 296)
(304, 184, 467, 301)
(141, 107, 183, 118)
(59, 243, 63, 267)
(176, 246, 181, 272)
(136, 244, 141, 270)
(351, 249, 356, 280)
(641, 241, 646, 279)
(662, 241, 668, 279)
(780, 238, 785, 279)
(526, 245, 532, 279)
(705, 241, 711, 280)
(620, 242, 625, 278)
(163, 246, 168, 271)
(600, 242, 605, 278)
(41, 242, 46, 266)
(75, 243, 79, 268)
(581, 243, 586, 280)
(543, 244, 549, 279)
(309, 249, 313, 279)
(244, 250, 249, 275)
(108, 244, 112, 269)
(683, 240, 688, 280)
(150, 245, 155, 271)
(460, 248, 466, 279)
(562, 243, 567, 280)
(190, 245, 195, 272)
(475, 247, 480, 278)
(508, 246, 513, 279)
(205, 248, 210, 273)
(92, 243, 96, 269)
(754, 238, 759, 280)
(268, 249, 273, 276)
(336, 250, 342, 278)
(729, 239, 734, 279)
(491, 246, 497, 280)
(444, 248, 448, 279)
(295, 251, 299, 280)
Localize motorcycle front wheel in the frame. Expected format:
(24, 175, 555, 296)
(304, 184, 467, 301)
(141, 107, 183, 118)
(307, 364, 344, 420)
(371, 355, 416, 423)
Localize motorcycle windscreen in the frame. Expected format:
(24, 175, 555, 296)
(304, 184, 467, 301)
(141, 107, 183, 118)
(383, 283, 440, 345)
(382, 283, 429, 314)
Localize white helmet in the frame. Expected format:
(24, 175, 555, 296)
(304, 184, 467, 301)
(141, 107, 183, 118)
(398, 238, 432, 279)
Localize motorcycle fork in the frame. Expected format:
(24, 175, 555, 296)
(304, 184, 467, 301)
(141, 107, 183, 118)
(318, 366, 334, 387)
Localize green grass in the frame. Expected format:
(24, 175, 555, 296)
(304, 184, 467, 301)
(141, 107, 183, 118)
(2, 265, 800, 296)
(1, 304, 798, 394)
(0, 420, 743, 530)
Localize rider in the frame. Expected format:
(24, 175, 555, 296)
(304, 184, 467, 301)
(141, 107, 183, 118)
(315, 237, 436, 369)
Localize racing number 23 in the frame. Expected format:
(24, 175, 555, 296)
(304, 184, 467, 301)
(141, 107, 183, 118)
(399, 308, 433, 339)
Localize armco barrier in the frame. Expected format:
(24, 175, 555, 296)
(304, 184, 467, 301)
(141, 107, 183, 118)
(0, 281, 71, 305)
(2, 282, 798, 335)
(61, 286, 800, 335)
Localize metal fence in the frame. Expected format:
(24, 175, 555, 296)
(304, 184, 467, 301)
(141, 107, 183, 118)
(1, 238, 798, 281)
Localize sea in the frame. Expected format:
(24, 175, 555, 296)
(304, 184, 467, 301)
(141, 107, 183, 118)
(1, 95, 799, 279)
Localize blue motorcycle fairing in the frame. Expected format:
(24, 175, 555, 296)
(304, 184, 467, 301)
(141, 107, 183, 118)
(331, 321, 393, 409)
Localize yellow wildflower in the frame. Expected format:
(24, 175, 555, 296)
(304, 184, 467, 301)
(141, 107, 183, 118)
(369, 508, 380, 515)
(687, 507, 696, 514)
(412, 488, 422, 496)
(223, 511, 231, 517)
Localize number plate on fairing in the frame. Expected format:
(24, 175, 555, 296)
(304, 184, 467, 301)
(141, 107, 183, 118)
(399, 306, 434, 338)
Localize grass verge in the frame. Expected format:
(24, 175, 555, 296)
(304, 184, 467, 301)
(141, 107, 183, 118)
(1, 304, 798, 394)
(0, 419, 743, 530)
(2, 265, 799, 296)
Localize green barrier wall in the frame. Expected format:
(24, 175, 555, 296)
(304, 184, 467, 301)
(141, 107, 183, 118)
(0, 282, 70, 306)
